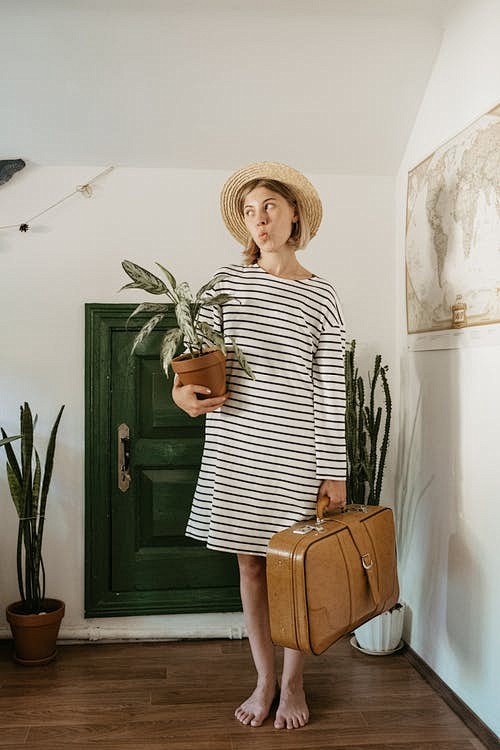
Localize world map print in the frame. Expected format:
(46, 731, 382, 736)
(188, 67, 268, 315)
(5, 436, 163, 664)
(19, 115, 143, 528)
(405, 104, 500, 334)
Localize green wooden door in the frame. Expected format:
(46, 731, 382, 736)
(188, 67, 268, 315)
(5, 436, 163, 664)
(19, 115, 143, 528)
(85, 304, 241, 617)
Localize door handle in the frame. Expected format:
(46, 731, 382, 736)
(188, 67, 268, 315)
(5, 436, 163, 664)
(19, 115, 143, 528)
(118, 423, 132, 492)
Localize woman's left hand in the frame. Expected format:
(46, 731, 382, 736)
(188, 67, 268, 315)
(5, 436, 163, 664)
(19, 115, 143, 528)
(317, 479, 347, 513)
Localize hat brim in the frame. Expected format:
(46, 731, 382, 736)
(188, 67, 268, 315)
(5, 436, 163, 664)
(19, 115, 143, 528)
(220, 161, 323, 246)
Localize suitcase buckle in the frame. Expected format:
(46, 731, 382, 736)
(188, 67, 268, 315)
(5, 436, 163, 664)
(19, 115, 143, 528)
(361, 553, 374, 570)
(293, 524, 325, 535)
(293, 525, 316, 535)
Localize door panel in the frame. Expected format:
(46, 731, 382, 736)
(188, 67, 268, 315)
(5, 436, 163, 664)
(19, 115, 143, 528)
(85, 304, 241, 617)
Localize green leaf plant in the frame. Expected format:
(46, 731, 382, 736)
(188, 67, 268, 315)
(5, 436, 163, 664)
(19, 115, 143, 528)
(120, 260, 255, 380)
(1, 403, 65, 614)
(345, 339, 391, 505)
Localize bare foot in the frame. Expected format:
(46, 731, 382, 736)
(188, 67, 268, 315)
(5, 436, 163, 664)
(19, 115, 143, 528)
(274, 683, 309, 729)
(235, 682, 278, 727)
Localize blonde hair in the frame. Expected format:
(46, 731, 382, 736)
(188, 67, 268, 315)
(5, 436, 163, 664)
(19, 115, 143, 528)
(238, 179, 311, 265)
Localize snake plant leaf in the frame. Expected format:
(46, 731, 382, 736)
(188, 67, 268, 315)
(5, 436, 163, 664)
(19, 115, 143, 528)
(230, 336, 255, 380)
(121, 260, 168, 295)
(32, 449, 42, 520)
(39, 405, 65, 519)
(199, 322, 227, 355)
(155, 262, 177, 291)
(195, 274, 227, 301)
(0, 434, 21, 447)
(20, 403, 33, 483)
(131, 314, 165, 354)
(0, 429, 22, 485)
(40, 555, 46, 602)
(34, 434, 50, 608)
(201, 293, 234, 307)
(160, 328, 183, 374)
(16, 524, 26, 603)
(6, 462, 23, 517)
(20, 404, 34, 518)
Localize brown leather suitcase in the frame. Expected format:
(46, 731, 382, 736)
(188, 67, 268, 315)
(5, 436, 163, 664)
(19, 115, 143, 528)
(266, 499, 399, 655)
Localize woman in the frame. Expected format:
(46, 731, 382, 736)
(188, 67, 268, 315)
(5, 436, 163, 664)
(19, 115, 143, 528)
(172, 161, 346, 730)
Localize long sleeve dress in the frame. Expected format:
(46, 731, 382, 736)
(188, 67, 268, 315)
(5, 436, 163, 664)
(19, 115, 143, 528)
(185, 262, 346, 557)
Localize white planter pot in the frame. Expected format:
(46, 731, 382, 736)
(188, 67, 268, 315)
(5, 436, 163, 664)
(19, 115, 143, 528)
(353, 602, 406, 654)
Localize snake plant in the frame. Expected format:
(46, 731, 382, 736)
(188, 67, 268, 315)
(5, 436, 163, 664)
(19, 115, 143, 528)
(1, 403, 64, 614)
(345, 339, 391, 505)
(0, 434, 21, 447)
(120, 260, 255, 379)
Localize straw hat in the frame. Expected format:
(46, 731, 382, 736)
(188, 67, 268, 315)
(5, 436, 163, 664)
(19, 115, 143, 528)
(220, 161, 323, 246)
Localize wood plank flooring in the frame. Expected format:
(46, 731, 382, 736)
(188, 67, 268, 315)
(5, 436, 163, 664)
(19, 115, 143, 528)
(0, 636, 489, 749)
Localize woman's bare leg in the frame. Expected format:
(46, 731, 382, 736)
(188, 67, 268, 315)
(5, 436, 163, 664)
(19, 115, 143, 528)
(234, 553, 278, 727)
(274, 648, 309, 729)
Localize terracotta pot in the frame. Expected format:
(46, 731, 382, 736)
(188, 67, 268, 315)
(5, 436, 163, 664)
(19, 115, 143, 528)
(6, 598, 65, 665)
(171, 349, 227, 398)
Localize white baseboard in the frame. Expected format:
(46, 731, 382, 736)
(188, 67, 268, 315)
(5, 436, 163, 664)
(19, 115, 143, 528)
(0, 612, 247, 644)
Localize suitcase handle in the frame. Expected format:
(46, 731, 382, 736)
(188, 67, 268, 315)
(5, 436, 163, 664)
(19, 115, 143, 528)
(316, 496, 339, 521)
(316, 496, 367, 522)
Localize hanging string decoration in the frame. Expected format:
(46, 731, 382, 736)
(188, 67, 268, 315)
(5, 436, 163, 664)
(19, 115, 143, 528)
(0, 165, 114, 232)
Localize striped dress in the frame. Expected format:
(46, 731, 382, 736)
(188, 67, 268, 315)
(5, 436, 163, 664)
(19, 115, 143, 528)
(185, 262, 346, 556)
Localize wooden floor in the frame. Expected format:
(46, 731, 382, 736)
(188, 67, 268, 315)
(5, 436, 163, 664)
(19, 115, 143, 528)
(0, 636, 488, 750)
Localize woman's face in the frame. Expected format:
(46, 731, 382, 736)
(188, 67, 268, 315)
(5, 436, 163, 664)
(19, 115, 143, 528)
(242, 186, 298, 253)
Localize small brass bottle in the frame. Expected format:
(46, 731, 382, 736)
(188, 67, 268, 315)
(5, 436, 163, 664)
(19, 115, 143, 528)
(451, 294, 467, 328)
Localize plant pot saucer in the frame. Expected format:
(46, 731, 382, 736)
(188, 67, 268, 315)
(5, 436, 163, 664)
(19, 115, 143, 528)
(13, 649, 58, 666)
(350, 636, 405, 656)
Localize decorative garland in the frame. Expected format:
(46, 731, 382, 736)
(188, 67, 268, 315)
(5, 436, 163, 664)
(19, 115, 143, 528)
(0, 165, 114, 232)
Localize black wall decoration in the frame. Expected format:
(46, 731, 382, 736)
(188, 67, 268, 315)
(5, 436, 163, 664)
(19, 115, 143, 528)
(0, 159, 25, 186)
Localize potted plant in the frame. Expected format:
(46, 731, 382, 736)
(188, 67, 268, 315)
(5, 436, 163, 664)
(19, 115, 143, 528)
(345, 340, 406, 655)
(1, 402, 65, 665)
(345, 339, 391, 506)
(120, 260, 254, 396)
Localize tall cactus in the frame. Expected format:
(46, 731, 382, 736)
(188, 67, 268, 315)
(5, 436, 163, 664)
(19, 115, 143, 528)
(344, 340, 391, 505)
(345, 341, 366, 502)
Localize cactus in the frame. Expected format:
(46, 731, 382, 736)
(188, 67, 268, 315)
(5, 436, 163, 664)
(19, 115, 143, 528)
(344, 340, 391, 505)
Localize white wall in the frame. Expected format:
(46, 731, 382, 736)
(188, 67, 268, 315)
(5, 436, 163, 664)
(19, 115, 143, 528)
(0, 165, 396, 640)
(0, 0, 446, 174)
(395, 0, 500, 736)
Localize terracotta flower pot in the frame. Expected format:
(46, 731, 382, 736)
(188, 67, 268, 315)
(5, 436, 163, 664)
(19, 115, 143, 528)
(6, 598, 65, 665)
(171, 349, 227, 398)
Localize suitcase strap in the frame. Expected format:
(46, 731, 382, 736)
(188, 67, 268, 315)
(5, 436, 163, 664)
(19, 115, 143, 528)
(330, 518, 380, 604)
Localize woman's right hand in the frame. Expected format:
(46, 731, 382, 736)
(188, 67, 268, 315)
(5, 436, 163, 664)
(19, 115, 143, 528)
(172, 376, 229, 418)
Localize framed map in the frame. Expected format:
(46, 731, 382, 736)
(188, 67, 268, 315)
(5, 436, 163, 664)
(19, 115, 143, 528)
(405, 104, 500, 338)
